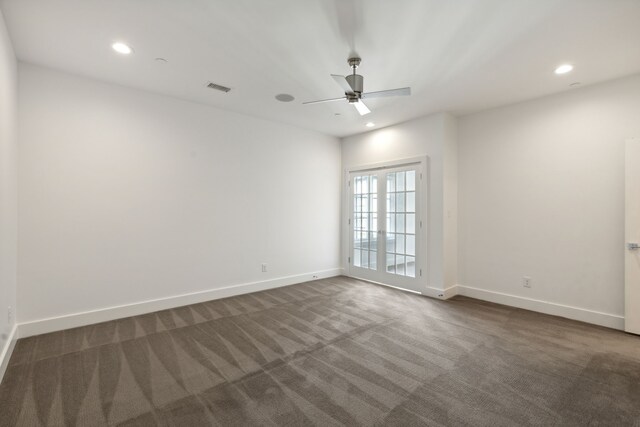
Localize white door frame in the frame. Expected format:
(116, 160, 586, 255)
(625, 138, 640, 335)
(343, 156, 429, 293)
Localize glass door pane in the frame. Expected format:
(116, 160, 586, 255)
(385, 170, 416, 277)
(352, 173, 377, 271)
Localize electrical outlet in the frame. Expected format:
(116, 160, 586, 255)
(312, 275, 318, 279)
(261, 263, 267, 273)
(523, 276, 532, 288)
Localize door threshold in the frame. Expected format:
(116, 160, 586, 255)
(346, 275, 423, 295)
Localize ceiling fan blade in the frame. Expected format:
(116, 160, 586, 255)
(302, 96, 346, 105)
(361, 87, 411, 99)
(353, 100, 371, 116)
(331, 74, 355, 94)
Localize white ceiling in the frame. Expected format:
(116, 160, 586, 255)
(2, 0, 640, 137)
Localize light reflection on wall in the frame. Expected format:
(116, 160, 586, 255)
(368, 128, 398, 156)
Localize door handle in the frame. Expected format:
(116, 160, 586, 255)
(628, 243, 640, 250)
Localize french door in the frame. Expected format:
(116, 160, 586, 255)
(348, 162, 424, 293)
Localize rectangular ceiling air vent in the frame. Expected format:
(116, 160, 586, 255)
(206, 82, 231, 93)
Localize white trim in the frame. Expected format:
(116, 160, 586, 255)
(18, 269, 341, 338)
(345, 155, 427, 174)
(439, 285, 460, 300)
(350, 276, 423, 295)
(454, 285, 624, 330)
(0, 324, 18, 383)
(422, 286, 452, 299)
(347, 274, 455, 301)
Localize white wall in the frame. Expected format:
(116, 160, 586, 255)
(458, 74, 640, 328)
(14, 56, 639, 338)
(18, 63, 341, 330)
(341, 112, 457, 294)
(442, 114, 458, 291)
(0, 9, 18, 371)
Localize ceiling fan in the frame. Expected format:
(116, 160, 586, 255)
(303, 57, 411, 115)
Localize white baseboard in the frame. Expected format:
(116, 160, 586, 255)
(0, 324, 18, 383)
(453, 285, 624, 330)
(18, 268, 342, 338)
(424, 285, 459, 300)
(442, 285, 460, 299)
(344, 275, 457, 301)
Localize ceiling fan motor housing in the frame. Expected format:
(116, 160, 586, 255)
(346, 74, 363, 99)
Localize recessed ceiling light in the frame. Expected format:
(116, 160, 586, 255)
(112, 42, 133, 55)
(365, 122, 375, 128)
(275, 94, 295, 102)
(554, 64, 573, 75)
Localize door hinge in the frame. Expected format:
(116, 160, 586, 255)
(348, 180, 351, 187)
(420, 269, 422, 277)
(420, 173, 423, 180)
(348, 218, 351, 225)
(420, 220, 423, 228)
(348, 257, 351, 264)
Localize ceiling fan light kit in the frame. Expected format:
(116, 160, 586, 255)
(303, 57, 411, 116)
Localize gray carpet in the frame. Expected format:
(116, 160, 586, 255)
(1, 276, 639, 426)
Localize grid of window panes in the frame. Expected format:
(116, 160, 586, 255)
(386, 170, 416, 277)
(353, 174, 378, 269)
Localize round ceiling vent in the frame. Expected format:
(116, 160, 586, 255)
(275, 94, 295, 102)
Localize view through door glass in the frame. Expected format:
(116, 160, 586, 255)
(386, 170, 416, 277)
(353, 174, 378, 270)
